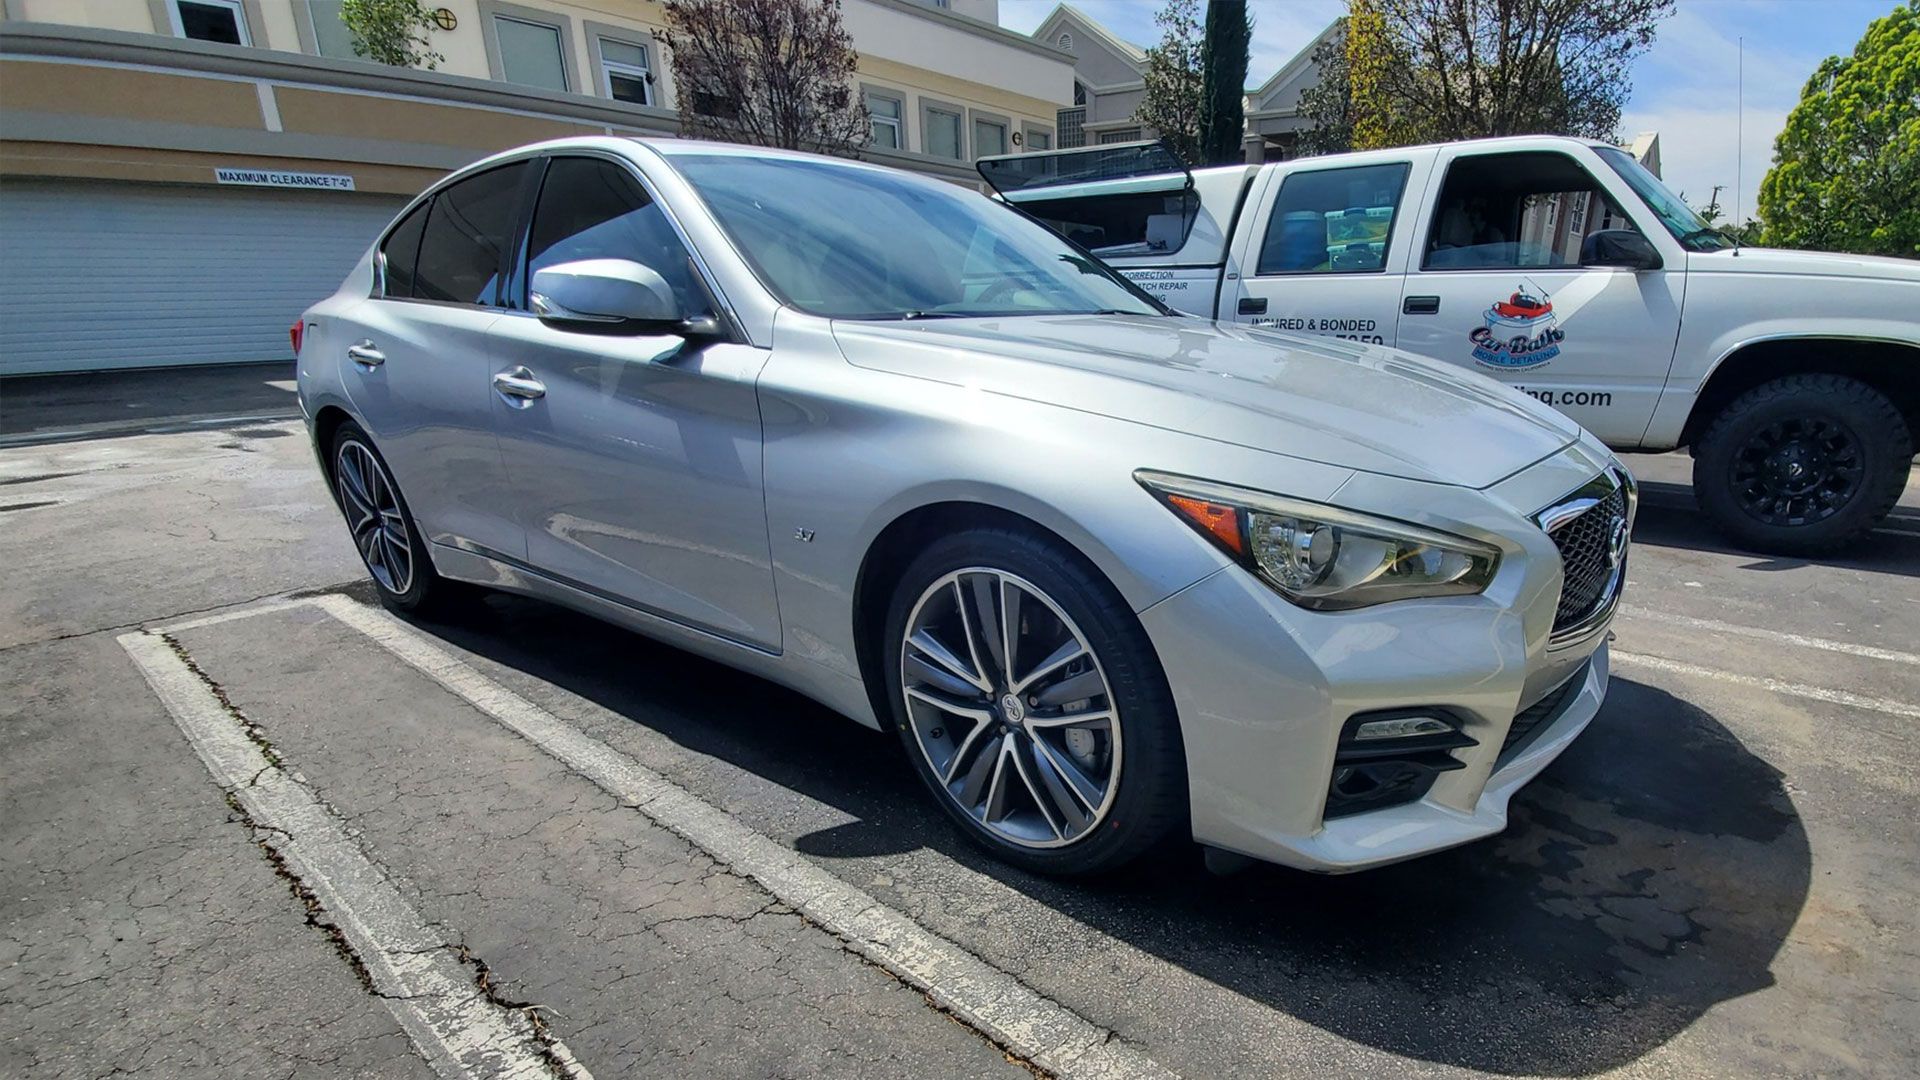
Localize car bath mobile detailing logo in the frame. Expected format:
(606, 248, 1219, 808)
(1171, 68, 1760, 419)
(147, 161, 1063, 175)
(1469, 282, 1565, 369)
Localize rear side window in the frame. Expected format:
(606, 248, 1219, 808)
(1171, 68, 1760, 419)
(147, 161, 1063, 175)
(524, 157, 709, 316)
(1255, 162, 1410, 276)
(379, 202, 427, 298)
(412, 162, 529, 305)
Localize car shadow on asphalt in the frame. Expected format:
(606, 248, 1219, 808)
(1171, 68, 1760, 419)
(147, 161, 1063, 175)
(1630, 490, 1919, 579)
(405, 591, 1810, 1077)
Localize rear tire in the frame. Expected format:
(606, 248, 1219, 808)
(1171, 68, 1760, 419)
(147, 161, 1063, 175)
(881, 526, 1187, 877)
(328, 421, 463, 615)
(1692, 374, 1911, 556)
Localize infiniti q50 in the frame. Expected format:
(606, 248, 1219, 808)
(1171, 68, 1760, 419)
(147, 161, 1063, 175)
(296, 138, 1634, 876)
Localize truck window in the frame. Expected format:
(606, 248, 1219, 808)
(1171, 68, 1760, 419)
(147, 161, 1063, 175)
(1423, 152, 1639, 270)
(1016, 188, 1200, 258)
(1254, 162, 1410, 276)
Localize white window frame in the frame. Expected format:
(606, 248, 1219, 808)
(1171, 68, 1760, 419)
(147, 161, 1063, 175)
(165, 0, 251, 46)
(478, 0, 577, 93)
(863, 85, 905, 151)
(598, 38, 653, 105)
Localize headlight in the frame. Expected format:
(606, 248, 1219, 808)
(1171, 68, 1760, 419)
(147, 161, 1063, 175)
(1136, 470, 1500, 610)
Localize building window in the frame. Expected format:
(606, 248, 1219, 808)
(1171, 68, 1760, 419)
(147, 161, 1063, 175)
(495, 16, 568, 90)
(169, 0, 250, 45)
(973, 117, 1008, 158)
(1073, 82, 1087, 106)
(866, 90, 904, 150)
(1028, 130, 1051, 151)
(302, 0, 358, 59)
(1057, 108, 1085, 148)
(923, 104, 964, 159)
(1098, 128, 1142, 144)
(598, 38, 652, 105)
(1058, 32, 1072, 50)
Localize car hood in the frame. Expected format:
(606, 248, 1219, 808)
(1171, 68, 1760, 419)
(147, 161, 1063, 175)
(831, 313, 1580, 488)
(1687, 246, 1920, 281)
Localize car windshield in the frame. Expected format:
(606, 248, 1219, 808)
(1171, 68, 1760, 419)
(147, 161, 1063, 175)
(1595, 146, 1735, 252)
(668, 152, 1165, 320)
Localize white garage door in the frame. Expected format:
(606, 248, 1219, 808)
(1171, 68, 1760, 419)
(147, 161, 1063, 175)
(0, 179, 408, 374)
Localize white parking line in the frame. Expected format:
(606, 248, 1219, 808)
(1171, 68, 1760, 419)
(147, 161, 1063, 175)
(1621, 607, 1920, 668)
(118, 630, 594, 1080)
(1614, 650, 1920, 720)
(309, 594, 1178, 1080)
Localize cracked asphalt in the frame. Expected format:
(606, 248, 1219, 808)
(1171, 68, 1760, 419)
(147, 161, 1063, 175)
(2, 368, 1916, 1078)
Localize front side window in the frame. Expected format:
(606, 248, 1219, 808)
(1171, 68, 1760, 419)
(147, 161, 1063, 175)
(1424, 151, 1644, 269)
(495, 15, 568, 91)
(867, 92, 903, 149)
(925, 108, 963, 159)
(1257, 162, 1410, 275)
(524, 157, 709, 316)
(671, 153, 1162, 320)
(973, 118, 1008, 158)
(599, 39, 652, 105)
(171, 0, 249, 45)
(412, 162, 529, 305)
(1595, 146, 1732, 251)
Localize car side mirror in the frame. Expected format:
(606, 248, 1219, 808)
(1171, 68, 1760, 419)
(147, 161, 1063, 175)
(1580, 229, 1662, 271)
(530, 258, 691, 334)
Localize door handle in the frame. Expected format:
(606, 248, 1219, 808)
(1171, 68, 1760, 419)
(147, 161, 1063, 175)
(346, 340, 385, 367)
(1237, 296, 1268, 316)
(1403, 295, 1441, 315)
(492, 367, 546, 401)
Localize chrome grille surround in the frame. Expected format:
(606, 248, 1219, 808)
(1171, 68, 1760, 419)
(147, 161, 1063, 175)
(1535, 467, 1636, 650)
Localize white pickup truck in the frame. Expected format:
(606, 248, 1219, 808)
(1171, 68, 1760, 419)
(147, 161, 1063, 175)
(978, 136, 1919, 554)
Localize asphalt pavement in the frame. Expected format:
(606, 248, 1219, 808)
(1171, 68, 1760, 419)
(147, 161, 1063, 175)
(1, 370, 1915, 1078)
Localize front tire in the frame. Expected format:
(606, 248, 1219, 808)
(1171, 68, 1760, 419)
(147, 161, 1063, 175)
(1692, 374, 1911, 556)
(328, 421, 460, 614)
(881, 527, 1186, 876)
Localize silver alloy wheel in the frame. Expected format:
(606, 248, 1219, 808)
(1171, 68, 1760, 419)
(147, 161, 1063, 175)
(334, 440, 415, 596)
(901, 568, 1122, 849)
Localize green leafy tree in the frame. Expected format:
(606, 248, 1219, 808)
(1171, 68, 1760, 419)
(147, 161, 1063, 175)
(1759, 0, 1920, 257)
(1198, 0, 1252, 165)
(1297, 17, 1352, 155)
(1134, 0, 1204, 164)
(340, 0, 443, 69)
(1303, 0, 1673, 148)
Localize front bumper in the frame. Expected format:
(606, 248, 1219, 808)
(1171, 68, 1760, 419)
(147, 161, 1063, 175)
(1138, 446, 1619, 873)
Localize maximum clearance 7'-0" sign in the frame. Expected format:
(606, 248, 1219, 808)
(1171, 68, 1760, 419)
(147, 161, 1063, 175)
(214, 167, 356, 191)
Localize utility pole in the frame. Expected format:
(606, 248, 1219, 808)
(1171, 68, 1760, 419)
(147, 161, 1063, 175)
(1707, 184, 1725, 222)
(1735, 36, 1744, 226)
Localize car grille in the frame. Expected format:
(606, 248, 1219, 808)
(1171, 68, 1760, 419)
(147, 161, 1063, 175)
(1540, 473, 1630, 642)
(1499, 666, 1584, 762)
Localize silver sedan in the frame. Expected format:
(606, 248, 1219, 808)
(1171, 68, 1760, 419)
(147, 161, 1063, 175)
(296, 137, 1632, 876)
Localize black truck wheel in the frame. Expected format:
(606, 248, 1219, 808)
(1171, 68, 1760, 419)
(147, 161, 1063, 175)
(1692, 374, 1911, 556)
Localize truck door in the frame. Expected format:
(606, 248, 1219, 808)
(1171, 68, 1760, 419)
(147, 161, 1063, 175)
(1394, 146, 1682, 446)
(1224, 152, 1430, 345)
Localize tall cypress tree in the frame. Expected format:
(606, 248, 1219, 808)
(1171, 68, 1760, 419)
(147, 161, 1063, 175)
(1198, 0, 1251, 165)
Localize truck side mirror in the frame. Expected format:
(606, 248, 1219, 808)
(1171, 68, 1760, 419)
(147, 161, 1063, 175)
(1580, 229, 1662, 271)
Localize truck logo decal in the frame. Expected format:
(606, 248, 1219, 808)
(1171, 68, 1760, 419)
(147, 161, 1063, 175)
(1469, 284, 1564, 369)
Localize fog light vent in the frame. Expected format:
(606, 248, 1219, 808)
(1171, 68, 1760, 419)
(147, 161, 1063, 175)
(1325, 709, 1476, 819)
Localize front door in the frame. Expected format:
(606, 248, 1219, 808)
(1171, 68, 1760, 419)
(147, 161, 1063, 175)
(1394, 147, 1683, 446)
(488, 155, 781, 650)
(1224, 154, 1429, 347)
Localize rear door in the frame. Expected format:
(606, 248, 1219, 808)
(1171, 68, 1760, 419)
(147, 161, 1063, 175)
(1223, 152, 1431, 345)
(1393, 146, 1682, 445)
(333, 161, 532, 561)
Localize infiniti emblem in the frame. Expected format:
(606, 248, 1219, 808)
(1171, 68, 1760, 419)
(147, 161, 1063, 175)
(1606, 517, 1630, 569)
(1000, 693, 1025, 723)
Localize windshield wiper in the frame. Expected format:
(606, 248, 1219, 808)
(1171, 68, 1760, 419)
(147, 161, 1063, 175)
(895, 311, 970, 320)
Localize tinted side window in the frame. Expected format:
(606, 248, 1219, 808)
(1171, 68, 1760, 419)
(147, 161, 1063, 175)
(380, 202, 428, 298)
(1256, 162, 1411, 276)
(1423, 152, 1635, 270)
(413, 162, 529, 305)
(525, 157, 708, 315)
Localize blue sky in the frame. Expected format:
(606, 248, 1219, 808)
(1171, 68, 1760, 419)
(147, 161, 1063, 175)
(996, 0, 1900, 223)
